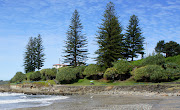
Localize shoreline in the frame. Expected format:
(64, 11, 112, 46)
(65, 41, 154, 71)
(1, 84, 180, 110)
(0, 84, 180, 97)
(14, 93, 180, 110)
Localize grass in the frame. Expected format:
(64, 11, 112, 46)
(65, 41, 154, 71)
(67, 78, 158, 86)
(166, 55, 180, 66)
(130, 59, 144, 67)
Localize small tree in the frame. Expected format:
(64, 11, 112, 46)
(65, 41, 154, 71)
(83, 64, 103, 79)
(104, 68, 118, 81)
(64, 10, 88, 67)
(56, 67, 77, 84)
(10, 72, 26, 83)
(164, 41, 180, 57)
(40, 68, 56, 80)
(125, 15, 145, 61)
(155, 40, 180, 57)
(155, 40, 165, 54)
(29, 71, 41, 81)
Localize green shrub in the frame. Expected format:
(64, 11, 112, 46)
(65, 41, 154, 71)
(73, 66, 86, 79)
(113, 60, 132, 80)
(10, 72, 26, 83)
(163, 63, 180, 69)
(25, 72, 34, 81)
(83, 64, 103, 79)
(47, 80, 56, 85)
(132, 65, 166, 82)
(104, 68, 118, 80)
(142, 54, 165, 66)
(165, 55, 180, 66)
(56, 67, 77, 84)
(40, 68, 56, 80)
(113, 60, 133, 74)
(29, 71, 41, 81)
(130, 59, 144, 67)
(163, 63, 180, 80)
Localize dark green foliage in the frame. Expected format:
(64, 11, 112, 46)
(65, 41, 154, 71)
(163, 63, 180, 80)
(40, 68, 56, 80)
(25, 72, 34, 81)
(141, 54, 165, 66)
(73, 66, 86, 79)
(10, 72, 26, 83)
(56, 67, 77, 84)
(34, 34, 45, 70)
(95, 2, 124, 68)
(164, 41, 180, 57)
(24, 35, 45, 73)
(113, 60, 132, 80)
(163, 62, 180, 70)
(64, 10, 88, 67)
(113, 60, 133, 74)
(166, 55, 180, 66)
(29, 71, 41, 81)
(83, 64, 103, 79)
(130, 59, 144, 67)
(155, 40, 180, 57)
(155, 40, 165, 54)
(104, 67, 118, 80)
(132, 65, 166, 82)
(24, 37, 36, 73)
(132, 64, 179, 82)
(124, 14, 145, 61)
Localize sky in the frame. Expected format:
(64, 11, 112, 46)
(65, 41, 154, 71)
(0, 0, 180, 80)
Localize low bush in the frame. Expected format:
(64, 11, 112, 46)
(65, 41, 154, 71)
(166, 55, 180, 66)
(163, 62, 180, 70)
(130, 59, 144, 67)
(104, 68, 118, 80)
(25, 72, 34, 81)
(141, 54, 165, 66)
(113, 60, 133, 80)
(73, 66, 86, 79)
(83, 64, 103, 80)
(40, 68, 56, 80)
(163, 63, 180, 80)
(56, 67, 77, 84)
(29, 71, 41, 81)
(132, 65, 166, 82)
(47, 80, 56, 85)
(10, 72, 26, 83)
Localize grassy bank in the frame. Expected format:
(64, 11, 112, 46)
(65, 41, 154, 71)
(67, 78, 180, 86)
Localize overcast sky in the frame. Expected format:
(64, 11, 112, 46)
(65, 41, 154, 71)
(0, 0, 180, 80)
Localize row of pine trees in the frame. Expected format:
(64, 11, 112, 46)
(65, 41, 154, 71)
(63, 2, 144, 68)
(23, 2, 145, 72)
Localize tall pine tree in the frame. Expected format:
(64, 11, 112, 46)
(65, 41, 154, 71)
(95, 2, 124, 68)
(24, 37, 36, 73)
(64, 10, 88, 67)
(24, 35, 45, 73)
(125, 15, 145, 61)
(34, 34, 45, 70)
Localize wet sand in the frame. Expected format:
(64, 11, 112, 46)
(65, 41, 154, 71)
(15, 94, 180, 110)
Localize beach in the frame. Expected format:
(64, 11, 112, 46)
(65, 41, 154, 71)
(15, 94, 180, 110)
(1, 84, 179, 110)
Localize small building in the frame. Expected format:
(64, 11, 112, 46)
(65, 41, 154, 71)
(53, 64, 68, 69)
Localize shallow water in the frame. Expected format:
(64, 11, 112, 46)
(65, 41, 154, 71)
(0, 92, 69, 110)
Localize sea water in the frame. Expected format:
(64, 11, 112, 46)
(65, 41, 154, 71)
(0, 92, 69, 110)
